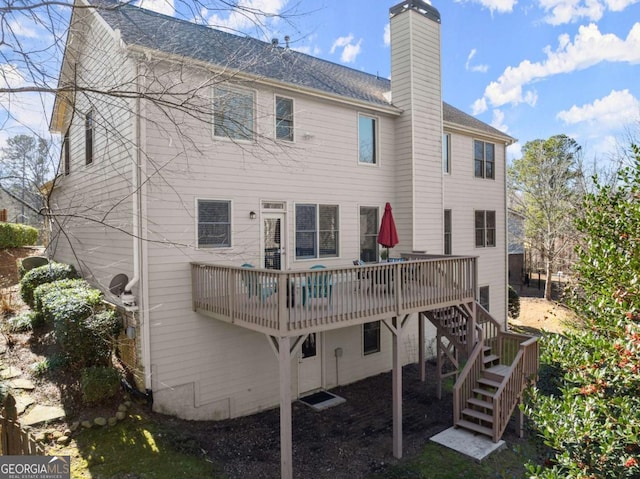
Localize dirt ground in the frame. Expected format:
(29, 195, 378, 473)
(0, 248, 570, 478)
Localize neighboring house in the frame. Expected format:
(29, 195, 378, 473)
(508, 208, 526, 289)
(49, 1, 537, 477)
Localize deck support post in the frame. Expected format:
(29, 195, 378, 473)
(419, 312, 425, 382)
(278, 336, 293, 479)
(392, 316, 402, 459)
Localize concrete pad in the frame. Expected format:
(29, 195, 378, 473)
(20, 405, 66, 426)
(430, 427, 506, 462)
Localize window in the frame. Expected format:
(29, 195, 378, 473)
(213, 86, 255, 140)
(479, 286, 490, 311)
(444, 209, 452, 255)
(63, 129, 70, 176)
(295, 204, 339, 259)
(363, 321, 381, 355)
(443, 133, 451, 174)
(475, 210, 496, 247)
(197, 200, 231, 248)
(358, 114, 377, 164)
(474, 140, 495, 179)
(85, 111, 93, 165)
(360, 206, 379, 263)
(275, 96, 293, 141)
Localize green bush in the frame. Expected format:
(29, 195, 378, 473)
(0, 222, 38, 248)
(20, 262, 78, 307)
(80, 366, 121, 405)
(33, 278, 89, 315)
(525, 145, 640, 479)
(508, 285, 520, 319)
(4, 311, 36, 332)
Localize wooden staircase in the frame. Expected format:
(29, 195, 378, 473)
(426, 303, 539, 442)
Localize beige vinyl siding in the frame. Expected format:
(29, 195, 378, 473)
(391, 7, 443, 254)
(138, 64, 409, 416)
(50, 8, 136, 293)
(444, 130, 508, 324)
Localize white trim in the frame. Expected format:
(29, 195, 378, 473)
(357, 112, 379, 166)
(274, 94, 295, 143)
(212, 84, 257, 143)
(195, 198, 233, 249)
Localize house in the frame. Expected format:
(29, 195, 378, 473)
(49, 0, 538, 477)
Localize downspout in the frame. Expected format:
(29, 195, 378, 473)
(132, 58, 153, 395)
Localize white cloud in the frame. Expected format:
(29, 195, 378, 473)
(465, 49, 489, 73)
(455, 0, 517, 13)
(474, 22, 640, 111)
(507, 141, 522, 161)
(606, 0, 640, 10)
(206, 0, 287, 34)
(471, 97, 488, 115)
(537, 0, 639, 25)
(557, 89, 640, 129)
(384, 23, 390, 47)
(136, 0, 175, 16)
(8, 20, 38, 39)
(330, 34, 362, 63)
(491, 108, 510, 132)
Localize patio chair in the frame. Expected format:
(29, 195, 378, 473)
(303, 264, 332, 307)
(241, 263, 277, 301)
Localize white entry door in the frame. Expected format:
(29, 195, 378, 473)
(298, 333, 322, 394)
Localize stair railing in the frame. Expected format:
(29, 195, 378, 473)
(491, 336, 539, 442)
(452, 323, 484, 428)
(453, 302, 539, 441)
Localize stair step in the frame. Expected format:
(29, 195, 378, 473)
(462, 408, 494, 424)
(478, 377, 502, 389)
(467, 397, 494, 411)
(456, 419, 493, 438)
(486, 364, 510, 376)
(472, 388, 497, 399)
(483, 354, 500, 363)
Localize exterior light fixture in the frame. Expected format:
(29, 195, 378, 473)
(249, 211, 257, 220)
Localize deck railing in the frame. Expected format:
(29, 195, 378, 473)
(191, 256, 477, 336)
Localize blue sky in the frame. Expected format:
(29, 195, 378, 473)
(175, 0, 640, 162)
(3, 0, 640, 164)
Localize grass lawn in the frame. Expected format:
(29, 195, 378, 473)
(48, 413, 225, 478)
(369, 440, 540, 479)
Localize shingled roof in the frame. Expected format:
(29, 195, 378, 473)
(91, 0, 514, 142)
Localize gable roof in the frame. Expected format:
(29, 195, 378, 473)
(79, 0, 514, 143)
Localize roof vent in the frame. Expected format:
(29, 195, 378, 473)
(284, 35, 290, 49)
(271, 38, 279, 48)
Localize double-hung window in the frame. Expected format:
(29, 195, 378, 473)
(475, 210, 496, 247)
(295, 204, 339, 259)
(479, 286, 490, 311)
(275, 96, 293, 141)
(444, 209, 452, 255)
(363, 321, 381, 355)
(358, 114, 377, 164)
(443, 133, 451, 174)
(213, 86, 255, 141)
(474, 140, 495, 179)
(197, 199, 231, 248)
(63, 129, 70, 176)
(359, 206, 379, 263)
(85, 111, 93, 165)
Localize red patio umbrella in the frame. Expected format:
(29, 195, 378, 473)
(378, 202, 399, 260)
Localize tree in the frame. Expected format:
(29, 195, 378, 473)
(524, 144, 640, 479)
(0, 0, 307, 259)
(508, 134, 584, 300)
(1, 134, 52, 225)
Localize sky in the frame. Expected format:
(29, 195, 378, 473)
(2, 0, 640, 164)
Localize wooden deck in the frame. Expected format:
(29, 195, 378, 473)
(191, 256, 477, 336)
